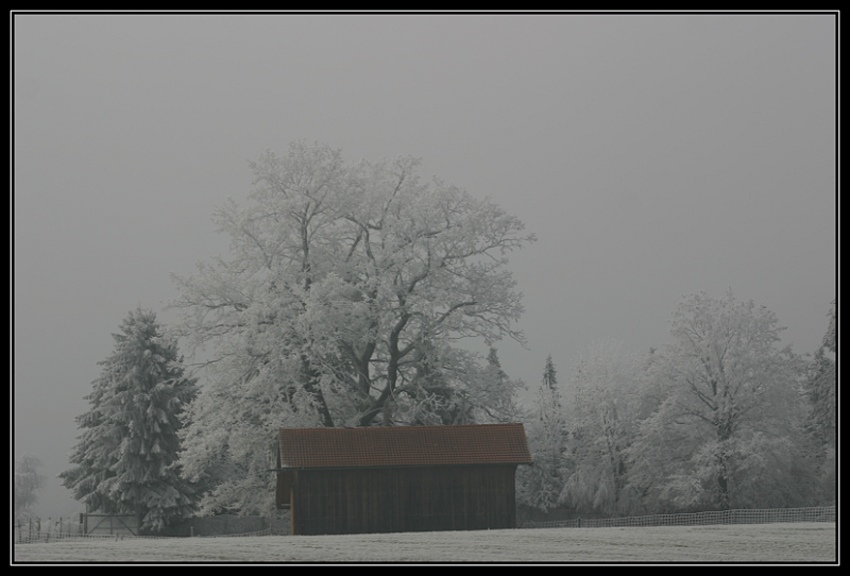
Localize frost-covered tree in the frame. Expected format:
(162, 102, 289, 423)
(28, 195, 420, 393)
(519, 355, 567, 513)
(171, 142, 535, 515)
(479, 347, 527, 423)
(561, 341, 644, 516)
(626, 290, 808, 512)
(802, 298, 837, 503)
(15, 454, 45, 521)
(59, 308, 197, 532)
(805, 298, 836, 446)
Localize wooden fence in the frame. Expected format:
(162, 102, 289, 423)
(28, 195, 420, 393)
(520, 505, 837, 529)
(14, 516, 85, 544)
(13, 514, 288, 542)
(16, 505, 834, 543)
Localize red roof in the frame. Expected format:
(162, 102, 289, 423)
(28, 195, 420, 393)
(278, 423, 532, 469)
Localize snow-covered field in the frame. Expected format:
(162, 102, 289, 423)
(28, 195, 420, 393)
(13, 522, 836, 564)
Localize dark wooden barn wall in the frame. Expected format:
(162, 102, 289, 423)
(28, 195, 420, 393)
(290, 465, 519, 535)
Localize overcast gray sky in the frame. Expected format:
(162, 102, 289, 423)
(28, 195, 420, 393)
(13, 12, 836, 519)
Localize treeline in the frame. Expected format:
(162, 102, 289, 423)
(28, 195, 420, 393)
(55, 143, 835, 531)
(59, 142, 533, 531)
(517, 293, 836, 517)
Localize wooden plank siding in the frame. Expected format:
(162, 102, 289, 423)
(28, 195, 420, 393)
(276, 424, 532, 536)
(290, 465, 519, 535)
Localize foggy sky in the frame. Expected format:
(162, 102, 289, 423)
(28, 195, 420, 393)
(12, 12, 837, 519)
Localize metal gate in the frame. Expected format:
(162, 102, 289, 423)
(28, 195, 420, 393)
(84, 513, 139, 536)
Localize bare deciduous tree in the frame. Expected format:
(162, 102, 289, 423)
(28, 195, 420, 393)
(15, 454, 45, 521)
(172, 142, 535, 514)
(627, 290, 808, 511)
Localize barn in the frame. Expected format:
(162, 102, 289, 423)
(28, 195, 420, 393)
(275, 423, 533, 536)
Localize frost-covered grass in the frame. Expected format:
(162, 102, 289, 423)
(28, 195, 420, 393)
(13, 522, 836, 564)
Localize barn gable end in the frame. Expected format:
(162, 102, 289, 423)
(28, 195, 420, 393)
(275, 423, 532, 535)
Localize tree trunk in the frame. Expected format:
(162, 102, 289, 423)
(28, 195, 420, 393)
(715, 420, 733, 510)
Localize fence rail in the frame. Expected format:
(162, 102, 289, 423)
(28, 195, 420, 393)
(15, 505, 835, 543)
(195, 527, 275, 538)
(12, 515, 282, 543)
(520, 505, 836, 529)
(14, 517, 86, 544)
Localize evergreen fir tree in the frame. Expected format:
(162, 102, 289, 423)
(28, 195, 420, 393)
(477, 346, 526, 423)
(60, 308, 197, 532)
(806, 298, 836, 447)
(802, 299, 836, 503)
(520, 355, 567, 513)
